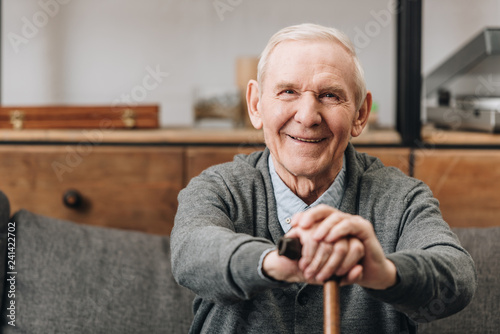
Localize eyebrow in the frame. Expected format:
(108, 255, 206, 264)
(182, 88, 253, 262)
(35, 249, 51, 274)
(273, 81, 348, 98)
(273, 82, 300, 92)
(319, 85, 347, 96)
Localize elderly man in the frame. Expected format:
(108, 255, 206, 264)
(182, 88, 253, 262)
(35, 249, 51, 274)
(171, 23, 476, 333)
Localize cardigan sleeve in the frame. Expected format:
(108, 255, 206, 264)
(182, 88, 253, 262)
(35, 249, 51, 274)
(366, 181, 477, 323)
(170, 167, 288, 305)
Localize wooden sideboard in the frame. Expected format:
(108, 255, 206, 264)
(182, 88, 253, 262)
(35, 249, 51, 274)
(1, 127, 498, 234)
(414, 149, 500, 228)
(0, 145, 184, 235)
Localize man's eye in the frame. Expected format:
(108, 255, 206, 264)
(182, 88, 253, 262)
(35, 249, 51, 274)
(284, 90, 295, 94)
(322, 93, 337, 99)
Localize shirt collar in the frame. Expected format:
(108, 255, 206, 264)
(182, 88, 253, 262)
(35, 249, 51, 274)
(268, 155, 346, 233)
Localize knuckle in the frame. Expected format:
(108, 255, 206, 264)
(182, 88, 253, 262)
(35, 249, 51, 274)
(352, 242, 365, 257)
(333, 242, 348, 257)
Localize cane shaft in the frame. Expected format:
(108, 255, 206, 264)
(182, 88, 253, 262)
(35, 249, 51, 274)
(324, 280, 340, 334)
(278, 237, 341, 334)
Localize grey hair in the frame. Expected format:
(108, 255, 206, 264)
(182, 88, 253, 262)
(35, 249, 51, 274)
(257, 23, 367, 110)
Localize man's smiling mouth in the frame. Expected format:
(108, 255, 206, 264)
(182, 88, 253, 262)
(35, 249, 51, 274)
(288, 135, 325, 143)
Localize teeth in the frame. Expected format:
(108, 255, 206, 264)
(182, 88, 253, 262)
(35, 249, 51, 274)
(290, 135, 322, 143)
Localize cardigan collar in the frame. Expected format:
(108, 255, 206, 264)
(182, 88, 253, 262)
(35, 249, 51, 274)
(255, 143, 364, 244)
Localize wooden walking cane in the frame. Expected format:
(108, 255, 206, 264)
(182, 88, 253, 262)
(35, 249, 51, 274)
(278, 237, 341, 334)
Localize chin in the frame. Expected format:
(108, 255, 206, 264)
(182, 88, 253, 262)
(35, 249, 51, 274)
(287, 161, 327, 178)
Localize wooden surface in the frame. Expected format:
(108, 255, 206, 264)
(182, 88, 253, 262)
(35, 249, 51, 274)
(0, 127, 401, 145)
(185, 146, 264, 183)
(0, 145, 183, 235)
(0, 105, 159, 129)
(0, 128, 265, 144)
(2, 126, 497, 233)
(0, 126, 404, 235)
(414, 149, 500, 227)
(6, 124, 500, 146)
(356, 147, 411, 175)
(422, 124, 500, 146)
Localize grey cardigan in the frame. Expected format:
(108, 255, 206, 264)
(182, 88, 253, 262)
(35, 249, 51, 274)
(171, 144, 476, 334)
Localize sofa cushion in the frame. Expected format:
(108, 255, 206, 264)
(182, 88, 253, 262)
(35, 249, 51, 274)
(0, 209, 194, 334)
(419, 227, 499, 334)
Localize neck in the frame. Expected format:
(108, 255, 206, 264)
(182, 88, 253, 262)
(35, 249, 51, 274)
(273, 160, 342, 206)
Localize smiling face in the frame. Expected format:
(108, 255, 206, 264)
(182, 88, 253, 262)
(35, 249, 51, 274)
(247, 40, 371, 190)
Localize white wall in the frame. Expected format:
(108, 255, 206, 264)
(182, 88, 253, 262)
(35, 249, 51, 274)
(423, 0, 500, 74)
(2, 0, 414, 128)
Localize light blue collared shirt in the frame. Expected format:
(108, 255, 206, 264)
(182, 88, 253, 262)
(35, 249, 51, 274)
(257, 154, 347, 281)
(268, 154, 346, 233)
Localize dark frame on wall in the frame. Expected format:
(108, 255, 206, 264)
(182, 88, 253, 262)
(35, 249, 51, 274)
(396, 0, 422, 147)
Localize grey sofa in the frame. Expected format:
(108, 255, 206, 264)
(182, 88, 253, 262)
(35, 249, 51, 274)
(0, 191, 194, 334)
(0, 190, 498, 333)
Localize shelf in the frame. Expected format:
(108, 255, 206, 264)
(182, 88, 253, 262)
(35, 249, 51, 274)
(0, 127, 401, 146)
(421, 124, 500, 146)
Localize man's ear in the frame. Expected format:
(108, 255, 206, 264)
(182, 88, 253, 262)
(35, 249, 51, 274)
(351, 91, 372, 137)
(246, 79, 263, 129)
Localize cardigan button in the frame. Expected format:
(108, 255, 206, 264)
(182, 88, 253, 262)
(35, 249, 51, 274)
(297, 293, 309, 306)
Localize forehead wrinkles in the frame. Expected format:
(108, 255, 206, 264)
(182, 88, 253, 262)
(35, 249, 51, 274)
(263, 41, 357, 99)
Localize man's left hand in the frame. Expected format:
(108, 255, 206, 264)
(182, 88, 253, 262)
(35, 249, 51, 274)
(286, 204, 398, 290)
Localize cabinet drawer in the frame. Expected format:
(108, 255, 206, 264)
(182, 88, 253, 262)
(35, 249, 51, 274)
(0, 145, 183, 235)
(414, 149, 500, 227)
(185, 146, 265, 184)
(355, 147, 411, 175)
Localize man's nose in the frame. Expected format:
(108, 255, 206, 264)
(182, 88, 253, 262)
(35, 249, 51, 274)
(294, 93, 322, 127)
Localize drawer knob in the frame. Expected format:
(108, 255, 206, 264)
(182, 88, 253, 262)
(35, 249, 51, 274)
(63, 189, 83, 209)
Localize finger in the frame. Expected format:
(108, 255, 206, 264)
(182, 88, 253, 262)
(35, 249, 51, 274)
(298, 237, 320, 272)
(314, 239, 349, 282)
(263, 250, 304, 283)
(335, 238, 365, 277)
(303, 242, 333, 280)
(324, 216, 373, 243)
(340, 264, 363, 286)
(289, 211, 304, 227)
(292, 204, 338, 229)
(284, 227, 300, 239)
(312, 211, 345, 241)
